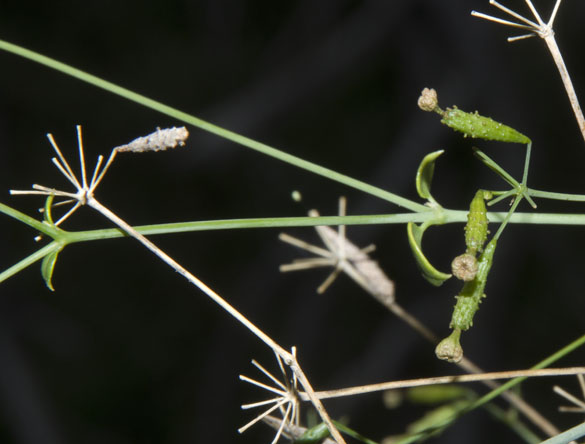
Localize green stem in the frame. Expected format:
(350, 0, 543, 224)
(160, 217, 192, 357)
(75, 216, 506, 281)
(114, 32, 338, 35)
(419, 333, 585, 443)
(539, 421, 585, 444)
(8, 202, 585, 245)
(521, 142, 532, 187)
(333, 420, 378, 444)
(5, 206, 585, 287)
(528, 188, 585, 202)
(466, 332, 585, 414)
(0, 241, 62, 283)
(492, 194, 523, 241)
(483, 403, 541, 444)
(0, 38, 427, 213)
(487, 189, 517, 207)
(473, 148, 520, 189)
(0, 201, 62, 238)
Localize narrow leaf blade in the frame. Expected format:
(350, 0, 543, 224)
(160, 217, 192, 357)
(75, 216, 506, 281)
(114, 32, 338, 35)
(41, 248, 62, 291)
(415, 150, 444, 202)
(407, 222, 451, 286)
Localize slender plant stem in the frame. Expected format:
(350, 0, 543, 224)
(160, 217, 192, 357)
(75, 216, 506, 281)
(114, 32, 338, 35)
(0, 38, 427, 214)
(522, 142, 532, 187)
(8, 199, 585, 246)
(527, 188, 585, 202)
(543, 33, 585, 144)
(300, 367, 585, 401)
(85, 196, 346, 444)
(483, 403, 541, 444)
(492, 191, 523, 241)
(8, 205, 585, 287)
(0, 201, 62, 237)
(86, 198, 281, 351)
(467, 332, 585, 411)
(387, 303, 559, 438)
(540, 421, 585, 444)
(0, 242, 62, 283)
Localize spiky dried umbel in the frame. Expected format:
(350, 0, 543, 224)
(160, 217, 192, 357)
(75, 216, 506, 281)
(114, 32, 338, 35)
(472, 0, 562, 42)
(472, 1, 585, 143)
(239, 349, 301, 444)
(279, 196, 395, 307)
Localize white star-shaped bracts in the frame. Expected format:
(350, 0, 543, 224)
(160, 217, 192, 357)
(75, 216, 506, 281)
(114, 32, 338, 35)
(472, 0, 562, 42)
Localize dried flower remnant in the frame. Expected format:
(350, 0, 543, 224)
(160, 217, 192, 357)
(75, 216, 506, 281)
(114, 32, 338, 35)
(435, 330, 463, 363)
(417, 87, 439, 112)
(451, 253, 479, 282)
(114, 126, 189, 152)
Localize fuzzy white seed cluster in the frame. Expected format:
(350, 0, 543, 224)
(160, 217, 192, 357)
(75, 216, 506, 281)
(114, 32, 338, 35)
(115, 126, 189, 153)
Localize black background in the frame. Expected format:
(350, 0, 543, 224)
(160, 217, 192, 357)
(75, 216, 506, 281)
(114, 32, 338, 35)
(0, 1, 584, 443)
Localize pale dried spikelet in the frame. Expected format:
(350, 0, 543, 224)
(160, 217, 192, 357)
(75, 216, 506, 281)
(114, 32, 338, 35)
(418, 88, 438, 112)
(352, 250, 395, 306)
(115, 126, 189, 153)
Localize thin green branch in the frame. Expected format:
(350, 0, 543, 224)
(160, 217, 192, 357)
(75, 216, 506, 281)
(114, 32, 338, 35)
(528, 188, 585, 202)
(492, 192, 523, 241)
(466, 332, 585, 415)
(0, 241, 61, 283)
(394, 333, 585, 443)
(5, 204, 585, 288)
(0, 201, 62, 238)
(483, 403, 541, 444)
(473, 148, 520, 189)
(7, 201, 585, 247)
(540, 421, 585, 444)
(0, 38, 428, 214)
(521, 142, 532, 187)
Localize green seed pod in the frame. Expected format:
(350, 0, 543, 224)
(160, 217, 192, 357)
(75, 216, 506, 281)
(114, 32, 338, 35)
(450, 239, 497, 331)
(441, 107, 530, 144)
(464, 190, 491, 256)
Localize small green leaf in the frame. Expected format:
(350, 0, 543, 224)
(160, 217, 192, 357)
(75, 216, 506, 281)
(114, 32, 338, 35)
(41, 247, 62, 291)
(415, 150, 444, 203)
(407, 222, 451, 286)
(43, 194, 55, 225)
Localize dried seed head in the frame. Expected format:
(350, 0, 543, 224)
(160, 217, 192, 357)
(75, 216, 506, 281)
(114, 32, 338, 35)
(115, 126, 189, 153)
(418, 88, 439, 112)
(435, 329, 463, 363)
(451, 253, 479, 282)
